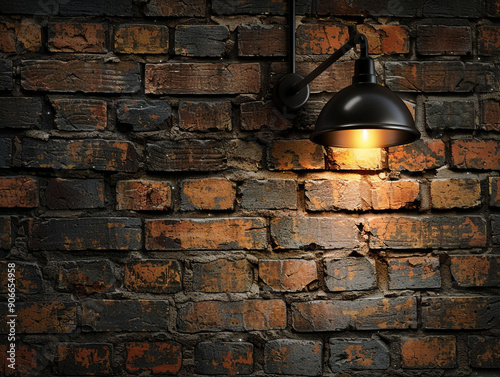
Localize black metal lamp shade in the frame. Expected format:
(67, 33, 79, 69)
(311, 82, 420, 148)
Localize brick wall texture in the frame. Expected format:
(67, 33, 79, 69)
(1, 0, 500, 376)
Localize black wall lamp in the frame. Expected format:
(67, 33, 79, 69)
(274, 1, 420, 148)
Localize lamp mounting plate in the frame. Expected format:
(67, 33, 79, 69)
(273, 73, 310, 112)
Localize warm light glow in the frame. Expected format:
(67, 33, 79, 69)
(313, 128, 413, 148)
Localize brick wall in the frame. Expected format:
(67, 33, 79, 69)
(1, 0, 499, 376)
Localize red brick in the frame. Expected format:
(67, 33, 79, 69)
(259, 259, 317, 292)
(490, 177, 500, 206)
(401, 336, 457, 368)
(327, 148, 387, 170)
(52, 99, 107, 131)
(145, 0, 206, 16)
(1, 302, 77, 333)
(0, 344, 43, 376)
(176, 25, 229, 57)
(145, 63, 261, 94)
(125, 260, 182, 294)
(21, 60, 140, 93)
(451, 139, 500, 170)
(46, 178, 104, 210)
(126, 342, 182, 374)
(388, 139, 446, 171)
(292, 297, 417, 332)
(422, 297, 499, 330)
(481, 99, 500, 131)
(329, 338, 390, 373)
(450, 255, 500, 288)
(145, 217, 267, 250)
(116, 99, 171, 131)
(0, 19, 41, 53)
(240, 101, 292, 131)
(478, 26, 500, 56)
(365, 217, 423, 249)
(264, 339, 322, 376)
(179, 100, 232, 132)
(0, 261, 42, 294)
(487, 0, 500, 16)
(57, 260, 116, 295)
(240, 179, 297, 210)
(238, 25, 286, 56)
(114, 24, 169, 54)
(57, 343, 111, 375)
(0, 216, 11, 249)
(324, 257, 376, 292)
(417, 25, 471, 55)
(357, 24, 409, 54)
(48, 23, 107, 53)
(116, 180, 171, 211)
(193, 259, 252, 292)
(271, 217, 360, 250)
(177, 299, 286, 332)
(468, 336, 500, 368)
(195, 342, 253, 375)
(181, 178, 235, 211)
(0, 176, 38, 208)
(430, 178, 481, 209)
(387, 256, 441, 290)
(296, 24, 349, 54)
(268, 140, 325, 170)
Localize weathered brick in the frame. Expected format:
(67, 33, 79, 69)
(193, 259, 252, 293)
(357, 24, 409, 54)
(125, 260, 182, 294)
(329, 338, 390, 373)
(195, 342, 253, 375)
(478, 26, 500, 56)
(451, 139, 500, 170)
(385, 61, 495, 92)
(22, 138, 138, 172)
(490, 177, 500, 206)
(226, 139, 263, 171)
(181, 178, 235, 211)
(57, 343, 112, 376)
(324, 257, 376, 292)
(425, 100, 475, 130)
(56, 260, 116, 295)
(0, 302, 77, 333)
(240, 101, 291, 131)
(52, 99, 107, 131)
(487, 0, 500, 17)
(0, 60, 12, 91)
(147, 140, 226, 172)
(0, 97, 42, 129)
(0, 176, 38, 208)
(60, 0, 134, 16)
(0, 19, 42, 53)
(116, 180, 171, 211)
(292, 297, 417, 332)
(259, 259, 317, 292)
(268, 140, 325, 171)
(145, 217, 267, 250)
(468, 336, 500, 368)
(177, 299, 286, 332)
(387, 256, 441, 290)
(264, 339, 322, 376)
(114, 24, 169, 54)
(145, 63, 261, 94)
(29, 217, 142, 250)
(450, 255, 500, 288)
(212, 0, 289, 14)
(47, 178, 104, 209)
(0, 261, 42, 294)
(271, 217, 360, 250)
(326, 148, 387, 170)
(116, 99, 171, 131)
(48, 23, 106, 53)
(482, 99, 500, 131)
(0, 344, 43, 376)
(0, 138, 12, 168)
(365, 216, 487, 249)
(21, 60, 140, 93)
(417, 25, 471, 55)
(388, 139, 446, 171)
(401, 336, 456, 369)
(0, 216, 11, 249)
(296, 24, 349, 55)
(430, 178, 481, 209)
(422, 297, 500, 330)
(175, 25, 228, 57)
(82, 300, 169, 332)
(126, 342, 182, 375)
(240, 179, 297, 210)
(179, 101, 232, 132)
(145, 0, 206, 17)
(493, 216, 500, 245)
(237, 25, 286, 57)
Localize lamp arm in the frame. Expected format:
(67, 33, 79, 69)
(289, 33, 369, 95)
